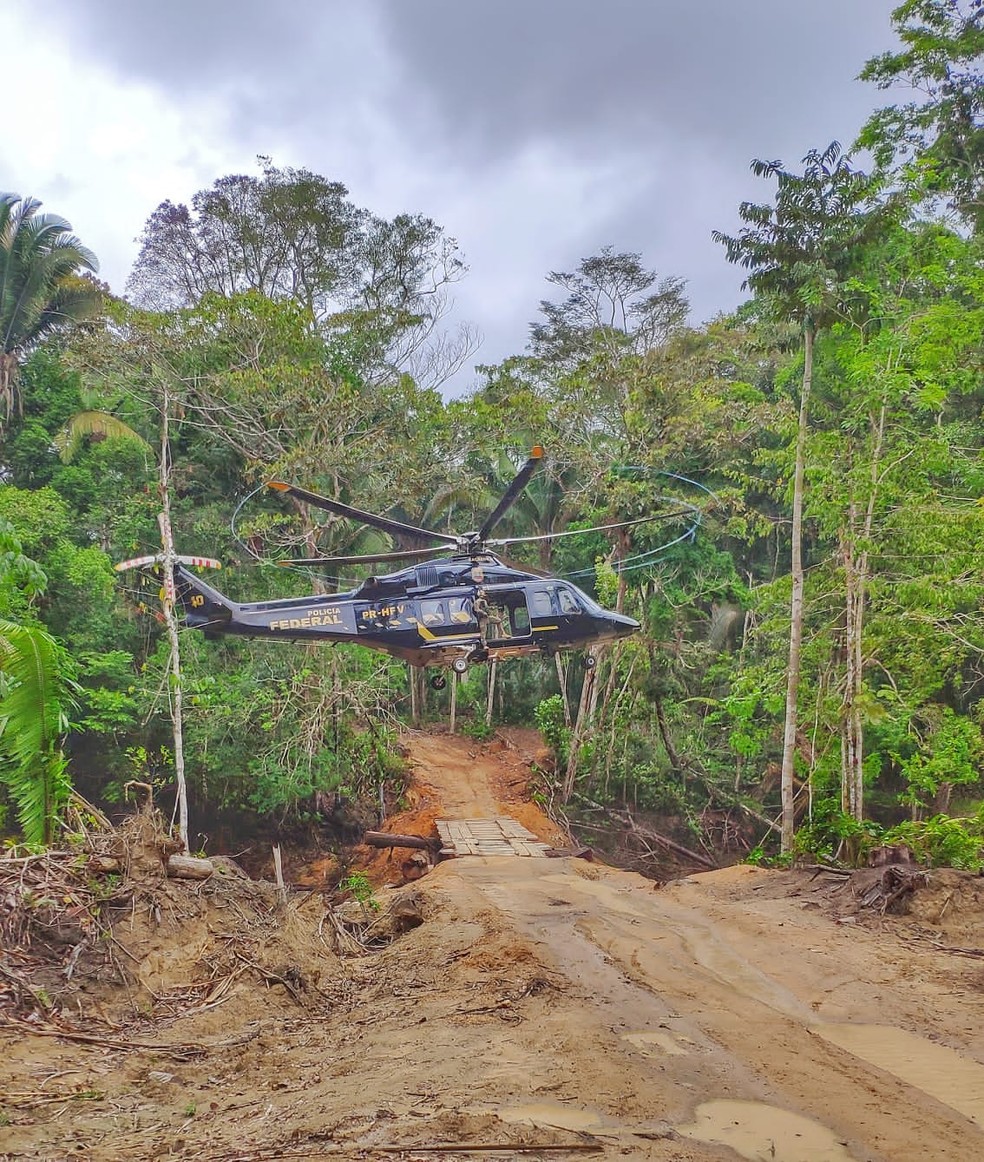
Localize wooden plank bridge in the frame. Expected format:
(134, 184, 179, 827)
(436, 818, 550, 858)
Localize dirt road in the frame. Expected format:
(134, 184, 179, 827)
(3, 730, 984, 1160)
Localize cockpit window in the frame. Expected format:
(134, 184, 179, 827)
(557, 588, 581, 615)
(579, 592, 604, 613)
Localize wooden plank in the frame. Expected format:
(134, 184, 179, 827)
(436, 815, 549, 858)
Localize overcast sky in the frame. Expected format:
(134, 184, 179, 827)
(3, 0, 899, 393)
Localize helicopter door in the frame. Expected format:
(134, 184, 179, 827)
(486, 590, 532, 643)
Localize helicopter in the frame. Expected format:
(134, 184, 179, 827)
(117, 448, 642, 689)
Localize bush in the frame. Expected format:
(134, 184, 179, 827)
(535, 695, 569, 768)
(883, 815, 984, 871)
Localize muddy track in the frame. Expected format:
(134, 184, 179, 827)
(2, 730, 983, 1160)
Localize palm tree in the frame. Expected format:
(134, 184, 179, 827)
(0, 193, 101, 422)
(53, 408, 152, 464)
(0, 619, 75, 845)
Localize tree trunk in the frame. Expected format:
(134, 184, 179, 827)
(449, 672, 458, 735)
(364, 831, 437, 851)
(157, 376, 188, 852)
(0, 351, 19, 422)
(166, 853, 213, 880)
(841, 532, 865, 821)
(615, 529, 630, 612)
(563, 657, 598, 802)
(555, 654, 572, 726)
(654, 695, 684, 777)
(486, 657, 497, 728)
(587, 648, 604, 723)
(840, 403, 886, 823)
(158, 509, 188, 851)
(409, 664, 424, 725)
(780, 323, 814, 852)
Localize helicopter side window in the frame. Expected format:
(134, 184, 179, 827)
(420, 599, 446, 626)
(530, 589, 553, 618)
(448, 597, 473, 625)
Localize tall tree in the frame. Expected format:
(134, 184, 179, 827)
(859, 0, 984, 232)
(0, 195, 101, 423)
(127, 160, 474, 390)
(127, 160, 359, 314)
(530, 247, 689, 374)
(714, 143, 894, 850)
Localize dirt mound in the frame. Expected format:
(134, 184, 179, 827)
(1, 800, 348, 1029)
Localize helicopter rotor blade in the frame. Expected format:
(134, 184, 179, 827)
(477, 445, 544, 542)
(495, 551, 553, 579)
(278, 546, 448, 568)
(491, 507, 698, 548)
(267, 481, 459, 547)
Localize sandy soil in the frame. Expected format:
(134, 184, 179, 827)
(3, 730, 984, 1161)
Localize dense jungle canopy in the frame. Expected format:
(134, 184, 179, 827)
(1, 0, 983, 867)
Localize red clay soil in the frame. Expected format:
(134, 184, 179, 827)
(351, 728, 568, 887)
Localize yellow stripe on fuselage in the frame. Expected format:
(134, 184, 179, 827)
(416, 623, 476, 644)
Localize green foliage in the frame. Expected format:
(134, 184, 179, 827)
(459, 717, 495, 742)
(713, 142, 895, 331)
(53, 410, 151, 465)
(0, 619, 75, 844)
(0, 194, 101, 422)
(794, 802, 885, 864)
(884, 814, 984, 870)
(859, 0, 984, 231)
(795, 802, 984, 871)
(535, 695, 570, 768)
(744, 845, 793, 869)
(339, 870, 379, 911)
(896, 708, 984, 809)
(0, 517, 47, 616)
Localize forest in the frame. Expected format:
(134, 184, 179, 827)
(1, 0, 982, 871)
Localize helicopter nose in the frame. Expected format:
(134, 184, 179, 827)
(606, 612, 640, 639)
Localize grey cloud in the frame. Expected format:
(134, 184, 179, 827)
(50, 1, 347, 86)
(23, 0, 905, 391)
(42, 1, 897, 166)
(373, 0, 899, 164)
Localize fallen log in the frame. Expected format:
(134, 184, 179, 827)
(571, 794, 718, 870)
(364, 830, 438, 851)
(166, 854, 214, 880)
(631, 825, 719, 871)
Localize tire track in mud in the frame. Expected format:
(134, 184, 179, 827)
(446, 855, 984, 1162)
